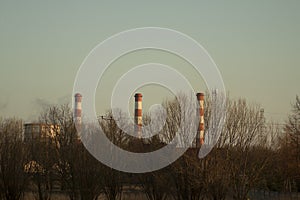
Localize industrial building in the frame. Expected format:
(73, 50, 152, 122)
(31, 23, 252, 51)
(23, 91, 205, 148)
(23, 123, 60, 142)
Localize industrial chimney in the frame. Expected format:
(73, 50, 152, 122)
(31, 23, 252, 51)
(74, 93, 82, 132)
(196, 93, 205, 147)
(134, 93, 143, 138)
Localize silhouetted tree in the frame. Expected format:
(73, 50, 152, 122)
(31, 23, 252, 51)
(0, 118, 28, 200)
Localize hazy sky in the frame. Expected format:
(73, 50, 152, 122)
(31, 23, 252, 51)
(0, 1, 299, 123)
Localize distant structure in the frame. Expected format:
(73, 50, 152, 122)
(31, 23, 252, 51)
(24, 123, 60, 142)
(73, 92, 205, 147)
(74, 93, 82, 132)
(196, 93, 205, 147)
(134, 93, 143, 138)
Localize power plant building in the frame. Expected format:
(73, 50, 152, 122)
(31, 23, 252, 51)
(24, 123, 60, 142)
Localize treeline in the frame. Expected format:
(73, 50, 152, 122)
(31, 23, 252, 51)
(0, 95, 299, 200)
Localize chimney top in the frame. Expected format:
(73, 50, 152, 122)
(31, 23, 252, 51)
(196, 92, 204, 100)
(134, 93, 143, 98)
(75, 93, 82, 98)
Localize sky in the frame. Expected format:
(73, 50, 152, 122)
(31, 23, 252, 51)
(0, 1, 299, 123)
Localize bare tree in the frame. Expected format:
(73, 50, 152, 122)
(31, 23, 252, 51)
(99, 110, 128, 200)
(138, 170, 170, 200)
(39, 104, 104, 200)
(280, 95, 300, 192)
(0, 118, 28, 200)
(222, 99, 270, 200)
(25, 135, 56, 200)
(153, 94, 205, 200)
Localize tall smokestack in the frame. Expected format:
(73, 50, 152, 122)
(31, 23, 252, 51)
(74, 93, 82, 132)
(196, 92, 205, 147)
(134, 93, 143, 138)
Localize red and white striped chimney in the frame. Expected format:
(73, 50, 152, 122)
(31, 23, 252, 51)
(74, 93, 82, 131)
(134, 93, 143, 138)
(196, 93, 205, 146)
